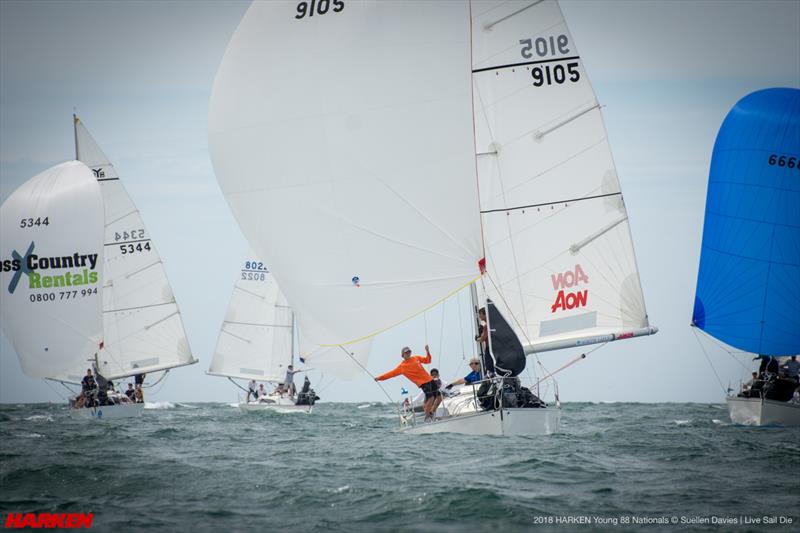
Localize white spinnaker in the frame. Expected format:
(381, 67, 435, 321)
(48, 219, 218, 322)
(208, 254, 293, 382)
(0, 161, 104, 382)
(471, 0, 651, 352)
(75, 117, 196, 379)
(209, 1, 483, 370)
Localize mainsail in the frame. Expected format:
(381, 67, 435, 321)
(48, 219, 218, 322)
(74, 117, 196, 380)
(208, 252, 294, 382)
(692, 88, 800, 356)
(472, 0, 654, 355)
(0, 161, 105, 383)
(209, 1, 483, 371)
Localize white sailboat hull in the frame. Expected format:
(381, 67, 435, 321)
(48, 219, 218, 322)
(727, 397, 800, 427)
(401, 407, 560, 436)
(69, 403, 144, 419)
(238, 398, 313, 414)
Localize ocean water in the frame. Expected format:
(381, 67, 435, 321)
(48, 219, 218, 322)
(1, 402, 798, 532)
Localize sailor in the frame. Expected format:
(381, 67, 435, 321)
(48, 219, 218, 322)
(375, 345, 439, 422)
(782, 355, 799, 382)
(134, 373, 146, 387)
(446, 358, 483, 389)
(134, 384, 144, 404)
(125, 383, 136, 400)
(284, 365, 299, 396)
(474, 308, 495, 376)
(412, 368, 448, 405)
(81, 369, 97, 407)
(257, 383, 267, 399)
(248, 379, 258, 402)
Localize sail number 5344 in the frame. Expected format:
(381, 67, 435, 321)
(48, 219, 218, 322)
(295, 0, 343, 19)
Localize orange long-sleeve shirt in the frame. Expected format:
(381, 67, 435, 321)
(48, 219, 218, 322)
(376, 353, 432, 387)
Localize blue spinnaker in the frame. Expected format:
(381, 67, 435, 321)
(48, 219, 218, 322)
(693, 88, 800, 355)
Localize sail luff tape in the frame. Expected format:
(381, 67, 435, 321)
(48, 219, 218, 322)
(320, 274, 483, 348)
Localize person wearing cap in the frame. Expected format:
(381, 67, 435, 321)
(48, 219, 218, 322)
(446, 358, 483, 389)
(375, 345, 440, 422)
(284, 365, 299, 396)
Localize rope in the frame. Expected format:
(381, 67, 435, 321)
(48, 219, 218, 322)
(43, 379, 70, 401)
(691, 327, 728, 395)
(146, 370, 170, 396)
(337, 346, 395, 404)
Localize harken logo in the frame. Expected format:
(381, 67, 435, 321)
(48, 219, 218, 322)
(4, 513, 93, 529)
(91, 168, 105, 178)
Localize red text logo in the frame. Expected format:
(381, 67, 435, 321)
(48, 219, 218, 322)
(4, 513, 93, 529)
(550, 264, 589, 313)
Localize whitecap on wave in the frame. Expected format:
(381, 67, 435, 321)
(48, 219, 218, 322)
(144, 401, 177, 410)
(24, 414, 54, 422)
(674, 419, 691, 425)
(357, 403, 373, 409)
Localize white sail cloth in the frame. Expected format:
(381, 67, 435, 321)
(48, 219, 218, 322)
(209, 253, 293, 382)
(0, 161, 104, 382)
(75, 118, 195, 379)
(471, 0, 651, 352)
(209, 1, 484, 374)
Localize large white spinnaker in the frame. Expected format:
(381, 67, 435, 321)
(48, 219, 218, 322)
(209, 1, 484, 372)
(208, 253, 293, 382)
(471, 0, 655, 354)
(74, 116, 196, 379)
(0, 161, 104, 382)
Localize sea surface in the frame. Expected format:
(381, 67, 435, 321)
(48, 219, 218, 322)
(1, 402, 798, 532)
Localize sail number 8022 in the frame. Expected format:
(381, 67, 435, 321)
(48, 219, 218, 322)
(295, 0, 344, 19)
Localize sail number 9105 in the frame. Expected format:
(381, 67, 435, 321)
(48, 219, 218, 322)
(532, 62, 580, 86)
(295, 0, 344, 19)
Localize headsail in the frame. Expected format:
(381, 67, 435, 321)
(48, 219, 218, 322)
(209, 1, 484, 368)
(692, 88, 800, 356)
(74, 116, 196, 379)
(208, 253, 293, 382)
(471, 0, 655, 354)
(0, 161, 104, 383)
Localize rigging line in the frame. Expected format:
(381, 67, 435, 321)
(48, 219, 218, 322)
(482, 0, 544, 31)
(336, 346, 394, 404)
(438, 301, 446, 369)
(227, 377, 250, 394)
(481, 192, 622, 214)
(144, 370, 169, 390)
(456, 290, 466, 360)
(691, 327, 728, 395)
(320, 274, 482, 347)
(43, 379, 69, 401)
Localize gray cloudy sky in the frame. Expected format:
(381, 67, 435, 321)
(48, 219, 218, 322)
(1, 1, 798, 404)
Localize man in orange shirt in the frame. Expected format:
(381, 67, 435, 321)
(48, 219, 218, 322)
(375, 345, 441, 422)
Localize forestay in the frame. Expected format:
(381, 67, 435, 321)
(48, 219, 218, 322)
(0, 161, 104, 382)
(74, 117, 195, 379)
(209, 1, 484, 370)
(692, 88, 800, 356)
(208, 253, 293, 382)
(471, 0, 653, 354)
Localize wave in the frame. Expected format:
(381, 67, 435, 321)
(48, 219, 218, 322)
(23, 414, 54, 422)
(144, 401, 177, 410)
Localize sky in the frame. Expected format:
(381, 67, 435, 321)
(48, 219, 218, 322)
(1, 0, 798, 405)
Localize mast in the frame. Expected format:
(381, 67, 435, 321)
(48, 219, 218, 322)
(72, 114, 79, 160)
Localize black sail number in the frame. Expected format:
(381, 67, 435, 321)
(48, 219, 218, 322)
(296, 0, 344, 19)
(531, 62, 580, 87)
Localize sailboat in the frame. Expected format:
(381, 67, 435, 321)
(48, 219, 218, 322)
(208, 0, 656, 435)
(207, 251, 318, 413)
(692, 88, 800, 427)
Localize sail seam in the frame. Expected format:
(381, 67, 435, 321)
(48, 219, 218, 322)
(482, 0, 545, 31)
(473, 55, 580, 74)
(481, 192, 621, 214)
